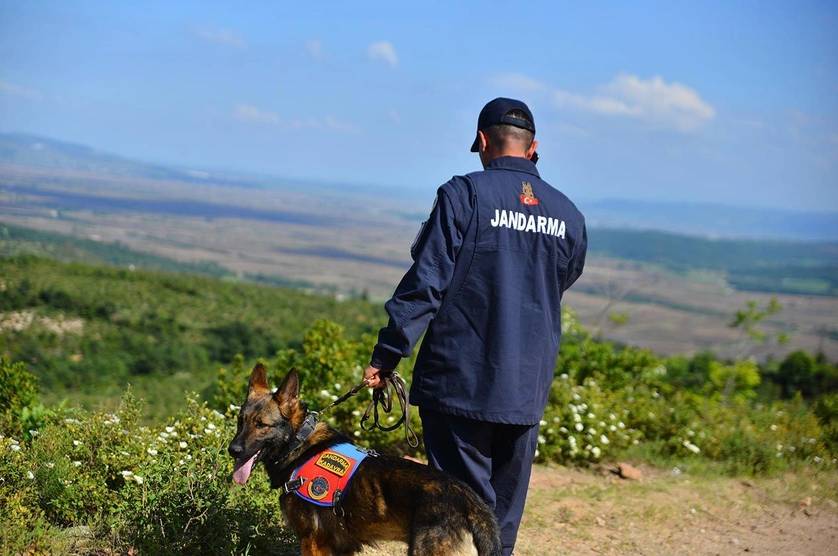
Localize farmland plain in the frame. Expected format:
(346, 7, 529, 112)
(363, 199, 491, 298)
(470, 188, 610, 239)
(2, 155, 836, 361)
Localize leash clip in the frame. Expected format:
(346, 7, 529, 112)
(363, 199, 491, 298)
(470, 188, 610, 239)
(332, 489, 346, 518)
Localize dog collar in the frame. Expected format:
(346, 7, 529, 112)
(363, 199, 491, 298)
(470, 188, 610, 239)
(271, 412, 319, 466)
(292, 412, 318, 448)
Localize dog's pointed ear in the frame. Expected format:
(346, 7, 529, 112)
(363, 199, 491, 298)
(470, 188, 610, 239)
(247, 363, 270, 398)
(274, 368, 300, 406)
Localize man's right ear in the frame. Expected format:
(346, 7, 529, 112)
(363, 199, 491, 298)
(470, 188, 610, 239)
(478, 129, 489, 152)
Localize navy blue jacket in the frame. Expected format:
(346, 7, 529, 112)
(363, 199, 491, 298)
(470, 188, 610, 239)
(371, 156, 586, 424)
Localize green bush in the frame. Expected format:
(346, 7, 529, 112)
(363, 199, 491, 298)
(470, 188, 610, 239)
(0, 357, 52, 438)
(0, 390, 296, 554)
(212, 317, 837, 475)
(814, 393, 838, 454)
(0, 358, 38, 421)
(2, 315, 836, 552)
(536, 311, 834, 474)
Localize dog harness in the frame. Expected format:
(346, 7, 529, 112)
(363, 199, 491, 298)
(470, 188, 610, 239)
(285, 442, 370, 507)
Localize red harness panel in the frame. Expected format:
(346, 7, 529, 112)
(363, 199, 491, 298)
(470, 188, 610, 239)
(289, 442, 369, 507)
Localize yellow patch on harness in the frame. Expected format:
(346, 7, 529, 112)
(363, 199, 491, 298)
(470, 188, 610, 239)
(315, 451, 351, 477)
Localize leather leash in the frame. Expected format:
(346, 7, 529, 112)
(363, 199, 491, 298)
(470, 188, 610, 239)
(318, 370, 419, 448)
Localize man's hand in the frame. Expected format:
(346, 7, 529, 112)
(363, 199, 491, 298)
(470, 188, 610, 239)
(364, 365, 389, 389)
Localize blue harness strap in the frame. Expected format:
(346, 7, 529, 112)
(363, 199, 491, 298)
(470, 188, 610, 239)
(289, 442, 370, 507)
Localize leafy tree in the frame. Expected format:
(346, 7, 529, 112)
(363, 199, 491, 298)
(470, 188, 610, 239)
(773, 350, 838, 399)
(205, 321, 279, 364)
(777, 351, 816, 398)
(665, 351, 717, 391)
(729, 297, 788, 357)
(708, 360, 761, 401)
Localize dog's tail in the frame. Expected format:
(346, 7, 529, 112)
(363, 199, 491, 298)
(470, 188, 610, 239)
(461, 484, 503, 556)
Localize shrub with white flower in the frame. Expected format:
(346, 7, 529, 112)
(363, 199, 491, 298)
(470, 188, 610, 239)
(538, 377, 645, 464)
(681, 440, 701, 455)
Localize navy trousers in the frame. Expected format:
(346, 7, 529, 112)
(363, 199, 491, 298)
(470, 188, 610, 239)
(419, 407, 540, 556)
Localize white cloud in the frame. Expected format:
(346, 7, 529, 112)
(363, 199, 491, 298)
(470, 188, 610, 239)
(232, 105, 359, 133)
(233, 104, 279, 125)
(0, 80, 42, 100)
(553, 89, 637, 116)
(367, 41, 398, 68)
(554, 73, 715, 132)
(491, 73, 547, 93)
(323, 116, 359, 133)
(305, 39, 323, 60)
(195, 27, 246, 49)
(556, 122, 592, 138)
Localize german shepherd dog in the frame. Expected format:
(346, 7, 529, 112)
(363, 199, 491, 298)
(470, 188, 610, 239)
(228, 364, 502, 556)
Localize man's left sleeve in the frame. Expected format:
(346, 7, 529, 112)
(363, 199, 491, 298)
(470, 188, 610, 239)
(563, 219, 587, 292)
(370, 188, 464, 370)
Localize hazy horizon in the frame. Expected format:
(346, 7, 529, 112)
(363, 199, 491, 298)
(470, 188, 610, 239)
(4, 129, 838, 224)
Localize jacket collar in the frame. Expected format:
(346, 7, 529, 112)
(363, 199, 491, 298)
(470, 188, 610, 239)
(485, 156, 540, 178)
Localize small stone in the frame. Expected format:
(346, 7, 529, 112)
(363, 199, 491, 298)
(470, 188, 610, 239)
(799, 496, 812, 508)
(731, 538, 740, 546)
(616, 462, 642, 480)
(595, 516, 606, 526)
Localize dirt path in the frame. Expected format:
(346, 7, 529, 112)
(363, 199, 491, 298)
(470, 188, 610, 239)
(361, 464, 838, 555)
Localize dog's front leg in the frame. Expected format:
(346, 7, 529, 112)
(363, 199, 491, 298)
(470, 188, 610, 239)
(300, 535, 333, 556)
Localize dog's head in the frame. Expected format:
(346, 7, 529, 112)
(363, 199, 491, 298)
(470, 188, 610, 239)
(227, 364, 303, 485)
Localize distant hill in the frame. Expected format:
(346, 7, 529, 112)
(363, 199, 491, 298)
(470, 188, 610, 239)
(2, 131, 836, 241)
(0, 132, 383, 195)
(0, 132, 203, 181)
(0, 132, 272, 190)
(0, 222, 232, 277)
(583, 198, 838, 242)
(588, 228, 838, 296)
(0, 222, 319, 291)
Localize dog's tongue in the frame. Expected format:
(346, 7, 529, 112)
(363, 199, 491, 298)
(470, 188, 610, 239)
(233, 451, 260, 485)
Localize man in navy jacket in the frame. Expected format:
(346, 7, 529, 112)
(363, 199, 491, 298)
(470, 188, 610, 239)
(365, 98, 587, 555)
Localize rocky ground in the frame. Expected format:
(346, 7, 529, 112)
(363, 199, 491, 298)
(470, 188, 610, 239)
(361, 463, 838, 555)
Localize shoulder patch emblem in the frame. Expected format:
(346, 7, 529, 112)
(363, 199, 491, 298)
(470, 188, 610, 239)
(520, 182, 539, 206)
(307, 476, 330, 500)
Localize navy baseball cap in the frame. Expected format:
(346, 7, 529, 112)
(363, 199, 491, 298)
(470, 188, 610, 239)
(470, 97, 536, 152)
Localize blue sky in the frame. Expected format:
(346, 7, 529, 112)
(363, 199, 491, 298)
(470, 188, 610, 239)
(1, 0, 836, 211)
